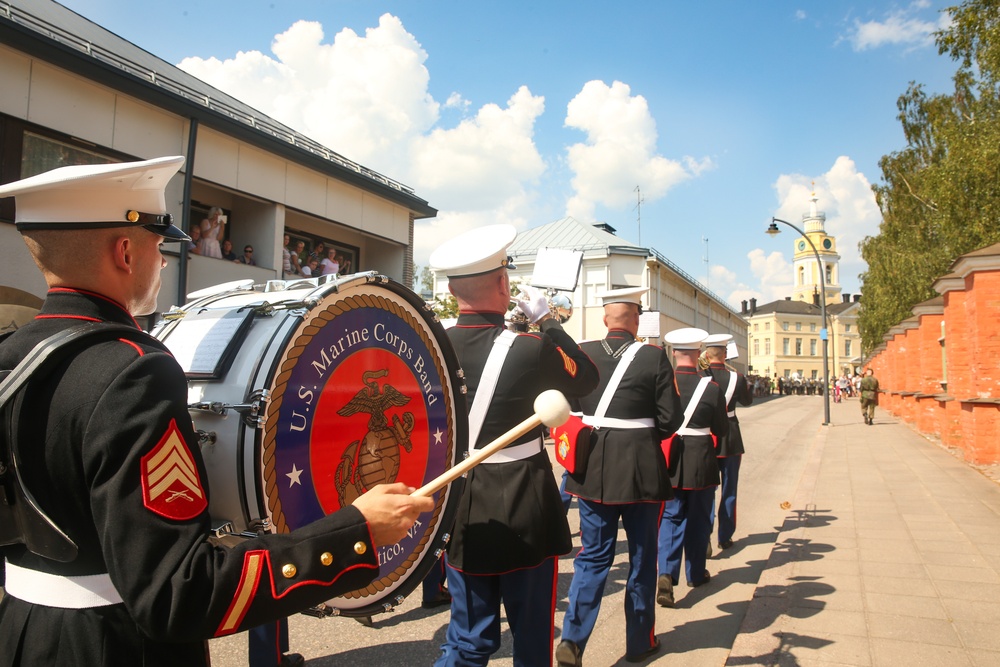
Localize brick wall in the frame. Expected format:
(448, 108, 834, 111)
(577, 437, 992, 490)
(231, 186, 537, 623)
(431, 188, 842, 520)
(867, 244, 1000, 464)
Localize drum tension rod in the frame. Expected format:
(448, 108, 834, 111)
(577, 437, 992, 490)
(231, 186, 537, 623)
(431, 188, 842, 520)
(187, 389, 270, 428)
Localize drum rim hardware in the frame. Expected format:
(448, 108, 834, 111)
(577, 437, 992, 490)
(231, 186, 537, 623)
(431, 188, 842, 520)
(188, 388, 270, 428)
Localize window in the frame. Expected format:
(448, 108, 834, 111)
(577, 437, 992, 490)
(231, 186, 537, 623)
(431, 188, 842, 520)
(795, 338, 802, 355)
(845, 324, 851, 332)
(795, 322, 802, 331)
(765, 322, 771, 331)
(845, 339, 852, 356)
(811, 369, 818, 379)
(781, 322, 789, 331)
(783, 338, 790, 355)
(810, 323, 816, 332)
(825, 264, 833, 283)
(784, 369, 791, 378)
(798, 266, 804, 285)
(810, 339, 817, 355)
(753, 340, 760, 355)
(754, 323, 759, 332)
(765, 339, 771, 355)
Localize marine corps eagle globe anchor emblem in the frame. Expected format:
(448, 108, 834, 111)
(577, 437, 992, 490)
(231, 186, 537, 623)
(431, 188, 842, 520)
(335, 369, 415, 505)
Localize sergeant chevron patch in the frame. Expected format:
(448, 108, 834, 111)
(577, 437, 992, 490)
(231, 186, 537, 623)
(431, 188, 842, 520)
(141, 418, 207, 520)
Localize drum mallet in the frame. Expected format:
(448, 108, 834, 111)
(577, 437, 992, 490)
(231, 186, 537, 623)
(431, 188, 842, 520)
(411, 389, 570, 498)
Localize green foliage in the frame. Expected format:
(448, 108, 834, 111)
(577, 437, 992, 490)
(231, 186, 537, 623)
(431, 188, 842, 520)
(860, 0, 1000, 353)
(428, 294, 459, 320)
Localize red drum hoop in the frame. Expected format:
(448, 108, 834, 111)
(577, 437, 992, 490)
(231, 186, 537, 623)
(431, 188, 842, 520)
(154, 272, 467, 617)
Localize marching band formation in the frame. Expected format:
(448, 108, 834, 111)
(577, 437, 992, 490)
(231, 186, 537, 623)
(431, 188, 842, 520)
(0, 157, 757, 667)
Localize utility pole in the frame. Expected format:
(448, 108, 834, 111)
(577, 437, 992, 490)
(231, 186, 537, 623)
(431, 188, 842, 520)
(703, 236, 709, 291)
(633, 185, 644, 246)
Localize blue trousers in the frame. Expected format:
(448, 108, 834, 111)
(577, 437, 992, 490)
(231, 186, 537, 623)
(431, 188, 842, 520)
(248, 618, 289, 667)
(559, 470, 572, 514)
(422, 553, 448, 602)
(435, 558, 558, 667)
(562, 499, 660, 657)
(658, 488, 715, 585)
(714, 456, 741, 544)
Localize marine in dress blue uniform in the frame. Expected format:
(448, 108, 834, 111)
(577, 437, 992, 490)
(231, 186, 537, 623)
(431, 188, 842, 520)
(656, 328, 728, 607)
(702, 334, 753, 550)
(556, 287, 682, 667)
(0, 157, 432, 667)
(429, 225, 599, 667)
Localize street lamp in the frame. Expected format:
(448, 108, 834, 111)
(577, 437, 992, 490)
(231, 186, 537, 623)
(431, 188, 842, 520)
(767, 217, 831, 426)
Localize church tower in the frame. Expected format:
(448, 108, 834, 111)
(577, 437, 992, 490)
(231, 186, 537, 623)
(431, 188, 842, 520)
(791, 192, 842, 305)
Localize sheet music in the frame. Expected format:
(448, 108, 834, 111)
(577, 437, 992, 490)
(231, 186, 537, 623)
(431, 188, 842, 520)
(162, 309, 252, 376)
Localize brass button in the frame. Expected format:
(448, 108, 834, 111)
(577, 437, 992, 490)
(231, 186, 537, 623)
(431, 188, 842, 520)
(281, 563, 297, 579)
(320, 552, 334, 566)
(354, 541, 367, 555)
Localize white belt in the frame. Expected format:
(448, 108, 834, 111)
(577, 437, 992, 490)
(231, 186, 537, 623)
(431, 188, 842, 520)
(727, 411, 736, 418)
(582, 416, 655, 430)
(4, 560, 123, 608)
(677, 426, 712, 437)
(472, 436, 543, 464)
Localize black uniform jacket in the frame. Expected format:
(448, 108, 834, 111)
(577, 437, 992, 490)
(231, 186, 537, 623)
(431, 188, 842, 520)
(446, 312, 598, 574)
(705, 362, 753, 457)
(0, 289, 379, 667)
(669, 366, 729, 491)
(564, 330, 682, 504)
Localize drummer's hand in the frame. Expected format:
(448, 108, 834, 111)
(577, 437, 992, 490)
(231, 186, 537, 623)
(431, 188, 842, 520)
(352, 482, 434, 546)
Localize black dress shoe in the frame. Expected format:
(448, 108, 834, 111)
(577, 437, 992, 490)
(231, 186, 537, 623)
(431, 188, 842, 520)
(555, 639, 582, 667)
(625, 637, 661, 663)
(688, 571, 711, 587)
(656, 574, 674, 608)
(719, 539, 734, 550)
(279, 653, 305, 667)
(421, 588, 452, 609)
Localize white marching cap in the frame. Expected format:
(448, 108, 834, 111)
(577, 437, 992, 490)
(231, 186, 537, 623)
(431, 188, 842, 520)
(597, 286, 647, 307)
(0, 155, 190, 241)
(703, 333, 733, 347)
(664, 327, 708, 350)
(429, 224, 517, 278)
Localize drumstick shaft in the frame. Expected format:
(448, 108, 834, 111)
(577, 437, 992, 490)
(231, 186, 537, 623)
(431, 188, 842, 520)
(411, 413, 542, 498)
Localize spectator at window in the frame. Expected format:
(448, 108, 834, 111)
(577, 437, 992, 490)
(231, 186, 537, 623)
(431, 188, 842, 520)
(220, 239, 237, 261)
(291, 240, 305, 274)
(336, 253, 352, 275)
(309, 242, 326, 265)
(238, 245, 256, 266)
(198, 207, 226, 258)
(301, 257, 319, 277)
(188, 226, 201, 255)
(282, 234, 295, 277)
(319, 248, 339, 276)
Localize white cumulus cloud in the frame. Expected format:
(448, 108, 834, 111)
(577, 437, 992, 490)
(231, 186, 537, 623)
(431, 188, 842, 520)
(179, 15, 439, 175)
(563, 80, 713, 221)
(847, 1, 951, 51)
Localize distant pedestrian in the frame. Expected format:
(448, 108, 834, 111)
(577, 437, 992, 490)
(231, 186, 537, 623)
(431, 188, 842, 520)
(860, 368, 880, 425)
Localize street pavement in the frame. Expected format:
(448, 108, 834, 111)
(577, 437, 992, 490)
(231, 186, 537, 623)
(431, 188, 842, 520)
(206, 394, 1000, 666)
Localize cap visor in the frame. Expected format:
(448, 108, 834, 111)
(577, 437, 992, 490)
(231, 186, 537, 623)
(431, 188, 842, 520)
(146, 223, 191, 242)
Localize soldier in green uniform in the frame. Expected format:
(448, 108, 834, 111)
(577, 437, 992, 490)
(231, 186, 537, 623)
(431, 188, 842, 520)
(860, 368, 880, 425)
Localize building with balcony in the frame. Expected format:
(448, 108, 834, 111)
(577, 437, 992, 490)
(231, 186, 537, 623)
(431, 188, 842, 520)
(0, 0, 436, 329)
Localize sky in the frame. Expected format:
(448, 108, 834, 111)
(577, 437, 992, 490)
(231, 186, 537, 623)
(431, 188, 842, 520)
(58, 0, 959, 308)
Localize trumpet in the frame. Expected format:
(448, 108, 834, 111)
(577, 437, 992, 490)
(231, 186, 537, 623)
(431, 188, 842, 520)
(548, 291, 573, 324)
(506, 288, 573, 332)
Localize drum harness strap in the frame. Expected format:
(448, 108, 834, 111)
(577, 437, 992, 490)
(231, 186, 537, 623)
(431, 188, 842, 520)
(581, 341, 653, 430)
(1, 322, 161, 608)
(467, 330, 543, 464)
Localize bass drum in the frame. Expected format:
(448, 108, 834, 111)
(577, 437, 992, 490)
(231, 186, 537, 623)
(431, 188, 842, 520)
(152, 271, 467, 617)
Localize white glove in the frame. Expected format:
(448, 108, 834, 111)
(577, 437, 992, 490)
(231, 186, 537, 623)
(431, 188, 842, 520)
(516, 286, 550, 324)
